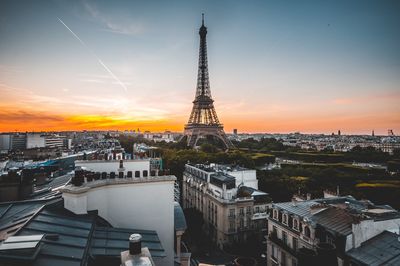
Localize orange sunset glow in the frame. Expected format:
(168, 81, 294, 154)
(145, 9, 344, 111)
(1, 1, 399, 135)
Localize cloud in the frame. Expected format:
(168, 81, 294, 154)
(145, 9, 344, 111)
(83, 0, 143, 36)
(0, 110, 64, 123)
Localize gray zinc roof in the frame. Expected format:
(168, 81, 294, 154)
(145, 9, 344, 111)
(273, 200, 318, 220)
(0, 198, 166, 266)
(347, 231, 400, 266)
(312, 207, 354, 236)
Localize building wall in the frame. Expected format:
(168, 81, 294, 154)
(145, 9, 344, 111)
(11, 134, 26, 150)
(26, 133, 45, 149)
(63, 178, 175, 265)
(0, 135, 11, 151)
(182, 169, 269, 249)
(350, 218, 400, 249)
(229, 170, 258, 190)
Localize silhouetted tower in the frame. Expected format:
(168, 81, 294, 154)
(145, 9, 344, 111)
(183, 14, 233, 149)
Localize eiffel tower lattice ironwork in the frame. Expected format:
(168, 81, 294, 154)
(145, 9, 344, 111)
(183, 14, 234, 149)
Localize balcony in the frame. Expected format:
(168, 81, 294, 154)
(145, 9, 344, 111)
(252, 212, 268, 220)
(268, 232, 297, 257)
(228, 214, 236, 219)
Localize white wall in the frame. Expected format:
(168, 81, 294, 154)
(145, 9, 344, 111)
(230, 170, 258, 189)
(62, 178, 175, 265)
(76, 160, 150, 175)
(351, 218, 400, 249)
(26, 133, 45, 149)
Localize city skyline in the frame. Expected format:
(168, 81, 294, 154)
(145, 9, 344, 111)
(1, 0, 399, 134)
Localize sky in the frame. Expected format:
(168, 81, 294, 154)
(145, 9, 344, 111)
(0, 0, 399, 135)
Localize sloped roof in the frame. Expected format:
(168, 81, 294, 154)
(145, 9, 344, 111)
(347, 231, 400, 266)
(313, 207, 354, 236)
(0, 198, 165, 266)
(174, 202, 187, 231)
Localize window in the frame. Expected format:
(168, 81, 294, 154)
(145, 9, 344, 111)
(293, 219, 299, 230)
(240, 219, 244, 229)
(292, 237, 298, 251)
(229, 221, 235, 230)
(281, 251, 286, 266)
(292, 258, 298, 266)
(143, 170, 148, 177)
(239, 207, 244, 216)
(255, 206, 260, 213)
(282, 231, 287, 245)
(304, 226, 311, 238)
(229, 208, 235, 218)
(272, 225, 277, 236)
(273, 209, 278, 220)
(271, 244, 278, 260)
(283, 214, 288, 225)
(246, 206, 251, 214)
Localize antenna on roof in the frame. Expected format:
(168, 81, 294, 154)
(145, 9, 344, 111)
(202, 13, 204, 26)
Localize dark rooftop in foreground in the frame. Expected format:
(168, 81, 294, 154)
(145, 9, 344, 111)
(0, 198, 165, 266)
(347, 230, 400, 266)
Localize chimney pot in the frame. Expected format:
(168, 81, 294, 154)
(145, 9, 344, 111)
(129, 234, 142, 255)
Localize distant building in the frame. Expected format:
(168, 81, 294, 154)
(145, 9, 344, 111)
(0, 134, 11, 152)
(26, 133, 45, 149)
(182, 163, 271, 249)
(11, 133, 27, 150)
(233, 129, 238, 135)
(266, 194, 400, 266)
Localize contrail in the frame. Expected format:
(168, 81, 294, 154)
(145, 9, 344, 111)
(57, 17, 128, 92)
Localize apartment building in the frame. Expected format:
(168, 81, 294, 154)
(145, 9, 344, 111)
(266, 193, 400, 266)
(182, 163, 271, 249)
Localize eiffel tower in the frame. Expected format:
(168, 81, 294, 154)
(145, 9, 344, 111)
(183, 14, 234, 149)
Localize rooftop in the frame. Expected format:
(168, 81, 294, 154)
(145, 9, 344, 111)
(272, 196, 400, 235)
(61, 175, 176, 194)
(0, 198, 166, 266)
(347, 231, 400, 266)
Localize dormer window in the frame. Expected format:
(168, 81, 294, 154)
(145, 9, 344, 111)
(293, 219, 299, 231)
(304, 226, 311, 238)
(283, 214, 288, 225)
(273, 209, 278, 220)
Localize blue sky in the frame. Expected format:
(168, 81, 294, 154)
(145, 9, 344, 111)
(0, 0, 399, 134)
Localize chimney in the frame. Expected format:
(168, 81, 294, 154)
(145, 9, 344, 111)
(120, 234, 155, 266)
(129, 234, 142, 255)
(292, 197, 297, 207)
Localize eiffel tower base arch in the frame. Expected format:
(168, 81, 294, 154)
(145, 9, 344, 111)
(183, 125, 234, 150)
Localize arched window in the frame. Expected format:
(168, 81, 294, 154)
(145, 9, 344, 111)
(304, 226, 311, 238)
(293, 219, 299, 230)
(283, 214, 288, 224)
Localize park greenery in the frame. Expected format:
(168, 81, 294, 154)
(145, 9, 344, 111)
(119, 135, 400, 209)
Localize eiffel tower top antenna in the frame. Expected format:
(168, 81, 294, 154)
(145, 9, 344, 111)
(202, 13, 204, 26)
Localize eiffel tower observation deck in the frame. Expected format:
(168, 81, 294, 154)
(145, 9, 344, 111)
(183, 14, 234, 149)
